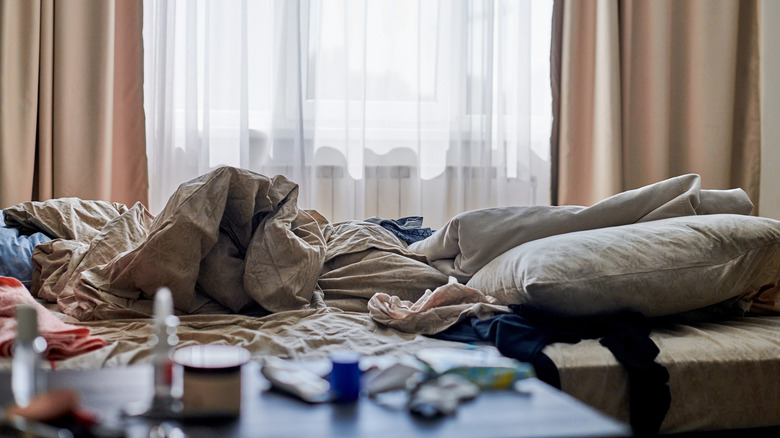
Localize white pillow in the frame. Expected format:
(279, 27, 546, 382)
(466, 214, 780, 317)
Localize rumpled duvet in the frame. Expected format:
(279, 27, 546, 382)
(6, 167, 446, 321)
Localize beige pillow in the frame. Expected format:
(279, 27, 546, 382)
(466, 214, 780, 317)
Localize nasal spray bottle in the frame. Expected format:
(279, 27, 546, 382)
(12, 304, 47, 408)
(148, 287, 182, 414)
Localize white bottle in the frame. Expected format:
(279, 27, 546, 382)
(150, 287, 181, 411)
(12, 304, 47, 408)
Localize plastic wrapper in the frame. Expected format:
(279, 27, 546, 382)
(261, 357, 331, 403)
(415, 346, 535, 390)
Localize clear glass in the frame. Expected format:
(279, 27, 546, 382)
(150, 315, 182, 411)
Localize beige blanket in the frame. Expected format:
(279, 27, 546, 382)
(5, 167, 445, 321)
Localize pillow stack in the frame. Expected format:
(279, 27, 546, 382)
(466, 214, 780, 317)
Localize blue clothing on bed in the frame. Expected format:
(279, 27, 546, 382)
(0, 211, 52, 288)
(434, 305, 670, 436)
(363, 216, 434, 244)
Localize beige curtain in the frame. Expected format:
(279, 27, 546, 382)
(552, 0, 760, 210)
(0, 0, 148, 209)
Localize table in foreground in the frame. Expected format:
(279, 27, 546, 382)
(0, 363, 631, 438)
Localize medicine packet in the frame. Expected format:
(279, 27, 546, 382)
(415, 346, 535, 390)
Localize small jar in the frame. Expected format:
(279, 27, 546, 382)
(329, 350, 362, 403)
(173, 345, 251, 417)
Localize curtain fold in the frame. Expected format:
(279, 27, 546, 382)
(549, 0, 563, 206)
(0, 0, 148, 209)
(553, 0, 760, 209)
(0, 0, 41, 207)
(143, 0, 553, 228)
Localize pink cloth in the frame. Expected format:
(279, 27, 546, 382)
(368, 277, 510, 335)
(0, 277, 106, 359)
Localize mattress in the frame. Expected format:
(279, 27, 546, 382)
(545, 315, 780, 434)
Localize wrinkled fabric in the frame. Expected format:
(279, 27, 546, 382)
(363, 216, 434, 244)
(0, 277, 105, 359)
(30, 203, 157, 319)
(10, 167, 440, 321)
(368, 277, 509, 334)
(12, 167, 327, 320)
(37, 304, 465, 369)
(4, 198, 129, 243)
(318, 221, 447, 312)
(409, 174, 754, 282)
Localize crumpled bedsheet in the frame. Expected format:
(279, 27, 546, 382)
(44, 305, 465, 370)
(5, 167, 446, 321)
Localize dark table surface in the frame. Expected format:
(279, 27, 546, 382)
(0, 363, 631, 438)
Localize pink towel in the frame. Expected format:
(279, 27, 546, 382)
(0, 277, 106, 360)
(368, 277, 510, 335)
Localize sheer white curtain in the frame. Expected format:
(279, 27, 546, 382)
(143, 0, 552, 228)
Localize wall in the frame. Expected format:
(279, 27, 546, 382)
(759, 0, 780, 218)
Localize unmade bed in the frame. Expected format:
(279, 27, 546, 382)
(2, 167, 780, 435)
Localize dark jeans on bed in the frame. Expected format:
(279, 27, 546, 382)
(434, 305, 671, 436)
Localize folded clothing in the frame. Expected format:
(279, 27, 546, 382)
(0, 277, 106, 360)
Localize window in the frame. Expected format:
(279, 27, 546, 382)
(144, 0, 553, 226)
